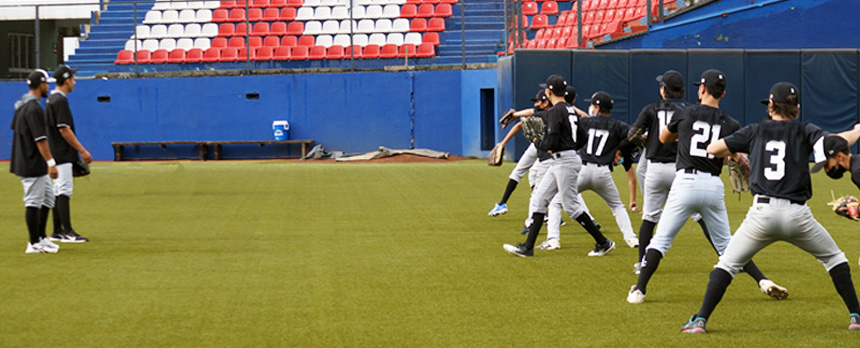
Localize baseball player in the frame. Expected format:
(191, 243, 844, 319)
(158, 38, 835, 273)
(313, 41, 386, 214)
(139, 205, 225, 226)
(627, 70, 786, 304)
(812, 135, 860, 187)
(10, 69, 60, 254)
(503, 75, 614, 257)
(46, 65, 92, 243)
(681, 82, 860, 333)
(628, 70, 710, 274)
(539, 92, 637, 251)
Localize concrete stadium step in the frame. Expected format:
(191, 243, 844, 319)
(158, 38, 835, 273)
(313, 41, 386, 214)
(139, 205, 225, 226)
(75, 46, 124, 55)
(88, 31, 140, 40)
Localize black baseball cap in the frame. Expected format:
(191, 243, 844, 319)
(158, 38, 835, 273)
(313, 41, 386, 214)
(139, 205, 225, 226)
(530, 89, 548, 102)
(656, 70, 684, 92)
(54, 65, 78, 86)
(564, 86, 577, 104)
(539, 75, 568, 97)
(761, 82, 799, 105)
(693, 69, 727, 92)
(26, 69, 53, 89)
(811, 135, 849, 173)
(584, 91, 613, 111)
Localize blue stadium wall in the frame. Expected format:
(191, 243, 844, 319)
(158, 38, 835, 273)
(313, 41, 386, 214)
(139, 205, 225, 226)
(601, 0, 860, 50)
(0, 69, 498, 161)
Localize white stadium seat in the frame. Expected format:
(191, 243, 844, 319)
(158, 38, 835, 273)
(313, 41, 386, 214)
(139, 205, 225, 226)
(364, 5, 382, 18)
(386, 32, 403, 45)
(149, 25, 168, 38)
(352, 33, 368, 46)
(194, 37, 211, 49)
(356, 19, 374, 33)
(170, 1, 189, 10)
(404, 32, 422, 45)
(195, 9, 213, 23)
(187, 1, 205, 9)
(304, 0, 322, 6)
(142, 39, 160, 51)
(368, 33, 385, 45)
(339, 20, 355, 33)
(131, 25, 150, 39)
(184, 23, 202, 37)
(350, 6, 366, 19)
(381, 4, 399, 18)
(179, 9, 196, 22)
(152, 0, 171, 11)
(357, 0, 373, 5)
(166, 24, 185, 38)
(201, 23, 219, 37)
(321, 20, 340, 34)
(304, 21, 323, 35)
(333, 34, 351, 47)
(296, 7, 314, 20)
(330, 6, 349, 20)
(314, 6, 332, 20)
(176, 38, 194, 50)
(159, 38, 177, 50)
(125, 40, 142, 51)
(316, 35, 333, 47)
(143, 11, 162, 24)
(390, 0, 406, 4)
(160, 10, 180, 23)
(392, 18, 409, 32)
(202, 1, 222, 9)
(373, 19, 391, 33)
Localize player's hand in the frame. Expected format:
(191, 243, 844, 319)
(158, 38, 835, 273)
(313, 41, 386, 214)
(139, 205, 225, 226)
(81, 150, 93, 164)
(49, 165, 58, 179)
(613, 150, 622, 165)
(630, 201, 640, 214)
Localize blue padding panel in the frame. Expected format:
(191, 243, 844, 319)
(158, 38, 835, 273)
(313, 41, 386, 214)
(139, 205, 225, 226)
(511, 49, 573, 158)
(801, 50, 859, 132)
(572, 50, 630, 124)
(686, 49, 745, 124)
(629, 49, 687, 124)
(414, 70, 463, 154)
(743, 50, 801, 126)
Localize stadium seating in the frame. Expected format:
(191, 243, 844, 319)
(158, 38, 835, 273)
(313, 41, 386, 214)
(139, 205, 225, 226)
(273, 46, 291, 60)
(327, 45, 345, 59)
(291, 45, 310, 60)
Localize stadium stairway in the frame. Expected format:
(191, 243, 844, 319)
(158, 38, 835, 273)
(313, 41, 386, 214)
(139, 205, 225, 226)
(67, 0, 504, 76)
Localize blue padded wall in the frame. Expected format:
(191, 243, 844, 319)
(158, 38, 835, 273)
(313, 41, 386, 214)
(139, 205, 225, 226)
(572, 50, 630, 124)
(801, 50, 859, 133)
(743, 50, 801, 126)
(686, 49, 745, 123)
(629, 49, 687, 124)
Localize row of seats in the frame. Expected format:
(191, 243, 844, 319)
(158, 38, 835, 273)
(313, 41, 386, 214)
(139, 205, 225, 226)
(210, 4, 452, 22)
(217, 18, 444, 37)
(128, 31, 440, 51)
(115, 43, 435, 64)
(220, 0, 453, 7)
(521, 1, 558, 16)
(151, 0, 222, 10)
(526, 5, 648, 29)
(134, 23, 218, 39)
(144, 9, 215, 24)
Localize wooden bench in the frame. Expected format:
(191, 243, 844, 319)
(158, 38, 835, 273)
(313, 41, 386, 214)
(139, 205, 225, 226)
(111, 140, 315, 161)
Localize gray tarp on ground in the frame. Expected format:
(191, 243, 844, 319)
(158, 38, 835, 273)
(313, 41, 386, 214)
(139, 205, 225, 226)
(335, 146, 449, 162)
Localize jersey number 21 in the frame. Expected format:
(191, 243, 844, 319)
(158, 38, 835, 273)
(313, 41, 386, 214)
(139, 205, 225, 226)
(690, 121, 721, 159)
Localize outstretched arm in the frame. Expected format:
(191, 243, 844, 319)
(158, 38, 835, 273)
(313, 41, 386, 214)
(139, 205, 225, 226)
(707, 139, 732, 158)
(626, 165, 638, 212)
(499, 122, 524, 148)
(836, 123, 860, 146)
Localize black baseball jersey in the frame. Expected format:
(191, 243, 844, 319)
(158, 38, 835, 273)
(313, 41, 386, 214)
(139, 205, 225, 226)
(579, 116, 630, 166)
(668, 104, 740, 176)
(535, 102, 586, 154)
(630, 99, 687, 163)
(723, 120, 827, 202)
(46, 91, 78, 164)
(850, 155, 860, 191)
(10, 94, 49, 177)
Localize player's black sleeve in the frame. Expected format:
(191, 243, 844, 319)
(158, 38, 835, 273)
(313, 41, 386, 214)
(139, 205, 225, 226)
(24, 104, 47, 142)
(628, 105, 652, 139)
(536, 109, 561, 152)
(53, 98, 73, 128)
(574, 116, 587, 150)
(665, 107, 686, 134)
(723, 124, 755, 154)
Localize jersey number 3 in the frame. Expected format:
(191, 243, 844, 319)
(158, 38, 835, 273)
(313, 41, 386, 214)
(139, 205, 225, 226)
(586, 129, 609, 156)
(690, 121, 721, 159)
(764, 141, 786, 180)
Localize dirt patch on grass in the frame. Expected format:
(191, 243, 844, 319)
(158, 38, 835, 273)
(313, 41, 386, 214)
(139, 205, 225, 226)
(289, 154, 471, 163)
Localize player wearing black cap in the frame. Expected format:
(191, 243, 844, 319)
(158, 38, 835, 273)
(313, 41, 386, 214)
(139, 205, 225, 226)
(46, 65, 92, 243)
(11, 69, 60, 254)
(681, 82, 860, 333)
(503, 75, 613, 257)
(628, 70, 785, 304)
(812, 135, 860, 187)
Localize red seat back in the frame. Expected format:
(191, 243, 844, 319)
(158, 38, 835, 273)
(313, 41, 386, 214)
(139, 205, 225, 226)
(186, 48, 204, 63)
(167, 48, 186, 63)
(380, 44, 398, 58)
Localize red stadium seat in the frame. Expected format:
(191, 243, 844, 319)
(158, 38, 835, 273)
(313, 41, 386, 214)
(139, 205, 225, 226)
(114, 50, 134, 64)
(262, 8, 280, 21)
(218, 23, 235, 37)
(286, 22, 304, 36)
(251, 0, 269, 7)
(270, 22, 287, 36)
(541, 1, 558, 15)
(556, 12, 568, 25)
(220, 1, 236, 8)
(298, 35, 315, 47)
(253, 46, 273, 60)
(439, 0, 457, 4)
(534, 28, 545, 40)
(415, 43, 434, 57)
(235, 22, 248, 36)
(263, 36, 280, 47)
(530, 14, 548, 28)
(398, 43, 416, 57)
(309, 45, 326, 59)
(212, 9, 229, 22)
(229, 9, 245, 22)
(522, 2, 538, 15)
(271, 0, 287, 6)
(273, 46, 291, 60)
(185, 48, 204, 63)
(234, 0, 248, 7)
(290, 45, 309, 60)
(167, 48, 186, 63)
(584, 11, 595, 24)
(248, 8, 263, 21)
(555, 37, 566, 48)
(327, 45, 345, 59)
(546, 38, 557, 48)
(252, 22, 270, 36)
(624, 7, 636, 21)
(279, 8, 297, 21)
(212, 37, 228, 48)
(281, 36, 298, 47)
(417, 4, 434, 17)
(151, 49, 169, 63)
(229, 37, 245, 47)
(406, 0, 420, 4)
(249, 36, 263, 47)
(237, 47, 256, 60)
(287, 0, 303, 6)
(410, 18, 427, 31)
(345, 44, 362, 58)
(594, 10, 605, 23)
(220, 47, 239, 61)
(422, 32, 439, 45)
(617, 0, 628, 7)
(436, 3, 452, 17)
(400, 4, 417, 18)
(202, 48, 220, 62)
(363, 44, 380, 58)
(565, 12, 577, 25)
(380, 44, 398, 58)
(427, 17, 445, 31)
(607, 0, 618, 8)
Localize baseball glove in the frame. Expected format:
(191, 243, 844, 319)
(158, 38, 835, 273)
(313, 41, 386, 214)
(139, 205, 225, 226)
(72, 158, 90, 177)
(727, 153, 750, 197)
(828, 192, 860, 221)
(488, 143, 504, 166)
(521, 116, 545, 142)
(627, 127, 646, 147)
(499, 109, 516, 129)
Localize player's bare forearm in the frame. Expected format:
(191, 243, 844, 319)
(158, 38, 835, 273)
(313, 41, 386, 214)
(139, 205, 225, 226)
(707, 139, 731, 158)
(626, 167, 638, 211)
(659, 126, 678, 144)
(836, 123, 860, 146)
(513, 108, 534, 118)
(500, 122, 523, 147)
(573, 106, 589, 118)
(59, 127, 92, 163)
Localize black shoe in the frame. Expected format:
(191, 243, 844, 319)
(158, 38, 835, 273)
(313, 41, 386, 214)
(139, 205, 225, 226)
(63, 230, 89, 243)
(503, 243, 534, 257)
(587, 239, 615, 257)
(520, 225, 529, 235)
(49, 232, 67, 242)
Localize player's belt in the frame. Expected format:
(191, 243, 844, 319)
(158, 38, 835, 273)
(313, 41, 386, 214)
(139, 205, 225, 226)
(755, 196, 805, 206)
(583, 161, 608, 167)
(682, 168, 718, 176)
(550, 150, 576, 159)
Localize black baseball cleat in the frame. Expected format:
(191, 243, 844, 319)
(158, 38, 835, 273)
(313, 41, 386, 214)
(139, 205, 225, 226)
(62, 230, 89, 243)
(587, 239, 615, 257)
(49, 232, 67, 242)
(681, 315, 707, 334)
(503, 243, 533, 257)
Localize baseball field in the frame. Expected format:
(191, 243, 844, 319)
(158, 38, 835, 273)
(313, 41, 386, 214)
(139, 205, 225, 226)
(1, 159, 858, 347)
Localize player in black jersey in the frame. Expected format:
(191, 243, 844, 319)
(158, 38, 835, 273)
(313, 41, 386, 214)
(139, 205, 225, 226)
(628, 70, 785, 304)
(813, 135, 860, 190)
(681, 82, 860, 333)
(504, 75, 613, 257)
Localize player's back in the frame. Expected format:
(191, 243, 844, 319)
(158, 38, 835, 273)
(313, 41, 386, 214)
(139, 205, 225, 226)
(580, 116, 629, 165)
(633, 99, 686, 163)
(672, 104, 739, 175)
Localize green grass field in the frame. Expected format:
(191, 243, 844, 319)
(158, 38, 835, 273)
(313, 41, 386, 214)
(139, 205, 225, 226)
(2, 159, 859, 347)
